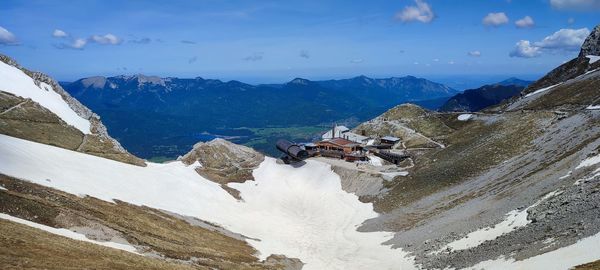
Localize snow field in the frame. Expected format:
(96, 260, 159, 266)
(0, 134, 415, 270)
(0, 61, 91, 133)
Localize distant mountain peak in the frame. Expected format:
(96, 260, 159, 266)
(80, 76, 108, 88)
(496, 77, 532, 87)
(288, 78, 311, 85)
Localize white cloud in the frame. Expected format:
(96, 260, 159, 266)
(550, 0, 600, 10)
(54, 33, 123, 49)
(395, 0, 435, 23)
(510, 40, 541, 58)
(482, 12, 509, 27)
(567, 17, 575, 24)
(433, 58, 439, 62)
(90, 34, 122, 45)
(534, 28, 589, 50)
(515, 16, 535, 28)
(0, 26, 18, 45)
(350, 59, 364, 64)
(52, 29, 68, 38)
(448, 60, 455, 65)
(72, 38, 87, 49)
(509, 27, 589, 58)
(468, 50, 482, 57)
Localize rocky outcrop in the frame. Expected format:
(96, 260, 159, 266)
(580, 25, 600, 57)
(0, 54, 144, 166)
(180, 139, 264, 198)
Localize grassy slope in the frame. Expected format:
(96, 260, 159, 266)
(0, 174, 286, 270)
(0, 219, 199, 270)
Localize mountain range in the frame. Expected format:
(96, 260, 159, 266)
(61, 75, 457, 158)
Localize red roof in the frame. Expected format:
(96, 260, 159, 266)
(319, 138, 360, 147)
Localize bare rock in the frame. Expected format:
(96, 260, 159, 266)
(180, 138, 265, 185)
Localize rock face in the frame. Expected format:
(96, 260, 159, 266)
(522, 25, 600, 95)
(580, 25, 600, 57)
(0, 54, 145, 166)
(180, 138, 265, 185)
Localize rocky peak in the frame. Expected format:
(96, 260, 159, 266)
(580, 25, 600, 57)
(288, 78, 310, 85)
(80, 76, 107, 89)
(179, 138, 265, 186)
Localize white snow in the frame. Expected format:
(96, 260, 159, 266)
(444, 190, 560, 251)
(0, 61, 91, 133)
(0, 213, 138, 253)
(587, 104, 600, 110)
(587, 55, 600, 64)
(0, 185, 6, 191)
(0, 134, 415, 270)
(576, 153, 600, 170)
(559, 171, 571, 179)
(467, 231, 600, 270)
(369, 155, 384, 166)
(457, 114, 473, 121)
(524, 83, 561, 98)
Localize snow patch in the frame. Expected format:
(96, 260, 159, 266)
(467, 231, 600, 270)
(559, 171, 571, 179)
(587, 55, 600, 64)
(576, 153, 600, 170)
(457, 114, 473, 121)
(0, 134, 416, 270)
(0, 213, 138, 253)
(587, 105, 600, 110)
(0, 61, 91, 133)
(0, 185, 6, 191)
(524, 83, 561, 98)
(444, 190, 560, 251)
(369, 155, 384, 167)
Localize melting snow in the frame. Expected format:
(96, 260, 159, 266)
(587, 105, 600, 110)
(524, 83, 561, 98)
(0, 134, 415, 270)
(0, 185, 6, 191)
(576, 153, 600, 170)
(0, 61, 91, 133)
(369, 155, 384, 166)
(444, 190, 560, 251)
(457, 114, 473, 121)
(467, 231, 600, 270)
(0, 213, 138, 253)
(587, 55, 600, 64)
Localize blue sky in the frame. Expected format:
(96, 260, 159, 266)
(0, 0, 599, 83)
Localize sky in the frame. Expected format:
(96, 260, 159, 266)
(0, 0, 599, 84)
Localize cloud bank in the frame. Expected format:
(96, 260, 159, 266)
(53, 31, 123, 49)
(510, 28, 590, 58)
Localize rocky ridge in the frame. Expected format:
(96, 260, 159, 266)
(0, 54, 144, 166)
